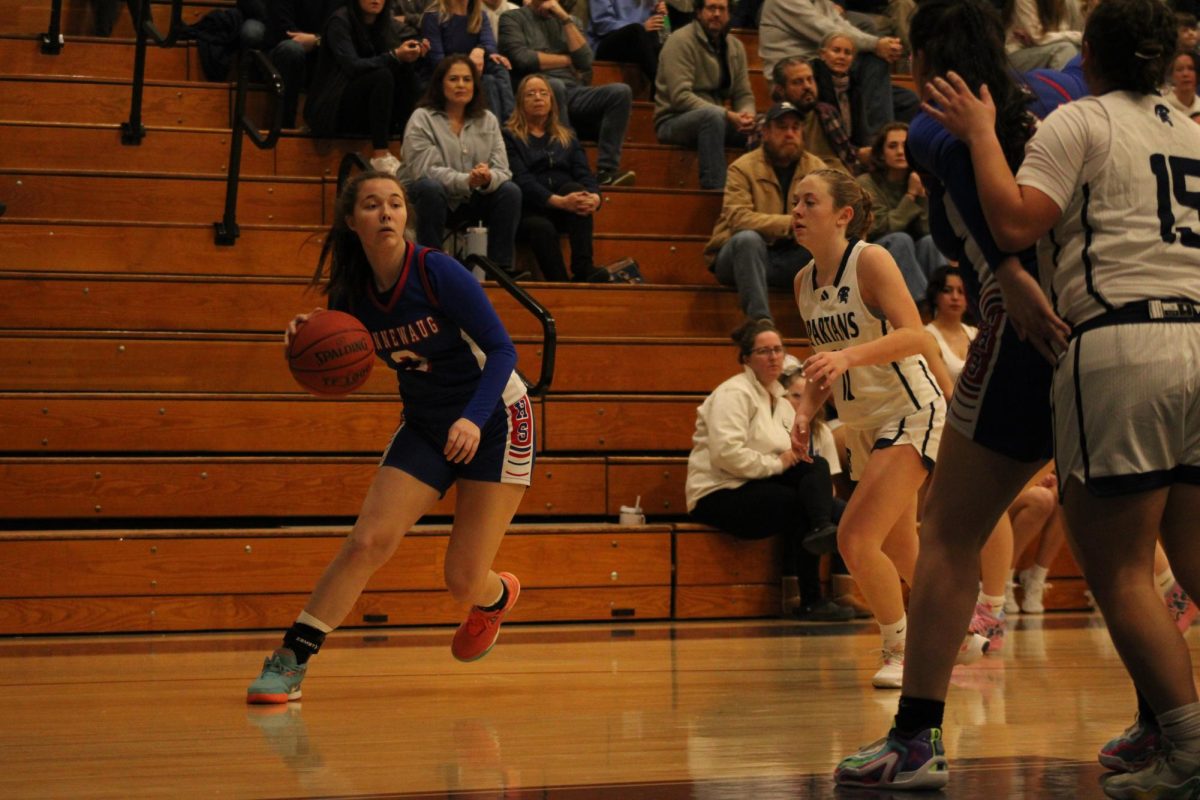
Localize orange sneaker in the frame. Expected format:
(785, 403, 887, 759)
(451, 572, 520, 662)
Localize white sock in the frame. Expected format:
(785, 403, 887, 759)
(1156, 567, 1177, 599)
(483, 580, 505, 609)
(979, 592, 1006, 615)
(1159, 701, 1200, 756)
(1026, 564, 1049, 583)
(296, 610, 333, 633)
(879, 615, 907, 651)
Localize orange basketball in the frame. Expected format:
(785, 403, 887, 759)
(287, 310, 375, 396)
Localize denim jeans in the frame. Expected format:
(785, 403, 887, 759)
(876, 231, 948, 303)
(546, 79, 632, 176)
(713, 230, 813, 321)
(268, 38, 314, 129)
(655, 105, 747, 189)
(407, 178, 521, 269)
(850, 52, 895, 146)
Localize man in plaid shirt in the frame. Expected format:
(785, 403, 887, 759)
(747, 56, 864, 175)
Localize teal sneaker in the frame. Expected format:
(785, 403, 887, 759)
(835, 727, 950, 789)
(1099, 714, 1162, 773)
(247, 648, 306, 705)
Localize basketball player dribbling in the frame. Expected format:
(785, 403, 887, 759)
(924, 0, 1200, 794)
(789, 168, 986, 692)
(246, 171, 533, 704)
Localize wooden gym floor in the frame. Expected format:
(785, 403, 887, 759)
(0, 613, 1179, 799)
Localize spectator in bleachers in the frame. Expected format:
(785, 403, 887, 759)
(422, 0, 516, 122)
(262, 0, 340, 128)
(703, 102, 824, 321)
(394, 0, 430, 29)
(402, 55, 524, 277)
(504, 74, 612, 282)
(765, 57, 862, 174)
(758, 0, 911, 146)
(1001, 0, 1082, 71)
(484, 0, 522, 43)
(500, 0, 638, 186)
(812, 33, 868, 143)
(1179, 12, 1199, 55)
(305, 0, 426, 173)
(588, 0, 667, 92)
(654, 0, 756, 190)
(686, 319, 849, 622)
(840, 0, 916, 50)
(856, 122, 946, 303)
(1167, 50, 1200, 121)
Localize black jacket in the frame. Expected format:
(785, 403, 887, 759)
(502, 128, 597, 211)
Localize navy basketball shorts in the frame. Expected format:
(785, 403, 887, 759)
(380, 394, 535, 495)
(1054, 319, 1200, 497)
(947, 300, 1054, 463)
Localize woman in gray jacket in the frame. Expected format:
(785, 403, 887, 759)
(402, 54, 523, 277)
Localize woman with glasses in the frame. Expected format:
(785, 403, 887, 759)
(789, 168, 979, 689)
(685, 319, 851, 622)
(503, 74, 610, 283)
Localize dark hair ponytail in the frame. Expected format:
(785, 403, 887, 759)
(909, 0, 1035, 170)
(1084, 0, 1178, 95)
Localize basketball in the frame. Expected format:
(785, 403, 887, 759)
(287, 310, 375, 396)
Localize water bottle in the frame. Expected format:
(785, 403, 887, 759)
(466, 222, 488, 282)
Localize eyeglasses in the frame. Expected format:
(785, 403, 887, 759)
(750, 346, 786, 357)
(523, 89, 552, 98)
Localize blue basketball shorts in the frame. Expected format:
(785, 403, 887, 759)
(380, 394, 535, 495)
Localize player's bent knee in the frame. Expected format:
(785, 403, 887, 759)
(443, 563, 488, 604)
(340, 530, 400, 570)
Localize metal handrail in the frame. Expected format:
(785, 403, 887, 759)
(40, 0, 64, 54)
(214, 49, 285, 245)
(465, 254, 557, 397)
(121, 0, 187, 145)
(334, 153, 557, 396)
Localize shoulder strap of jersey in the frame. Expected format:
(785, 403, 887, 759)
(413, 245, 441, 310)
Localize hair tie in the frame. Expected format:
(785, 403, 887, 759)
(1134, 43, 1164, 60)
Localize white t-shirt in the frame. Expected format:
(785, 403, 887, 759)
(924, 321, 978, 385)
(1016, 92, 1200, 326)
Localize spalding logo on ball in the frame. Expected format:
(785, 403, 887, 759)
(287, 310, 375, 396)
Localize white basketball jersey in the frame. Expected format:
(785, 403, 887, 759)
(795, 240, 943, 428)
(1019, 92, 1200, 326)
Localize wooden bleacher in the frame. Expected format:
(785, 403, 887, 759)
(0, 2, 1087, 636)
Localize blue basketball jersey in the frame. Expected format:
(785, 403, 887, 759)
(907, 66, 1089, 315)
(333, 243, 527, 427)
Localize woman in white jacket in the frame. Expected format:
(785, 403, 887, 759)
(685, 319, 850, 622)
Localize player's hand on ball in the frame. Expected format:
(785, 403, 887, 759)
(284, 308, 325, 352)
(445, 418, 481, 464)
